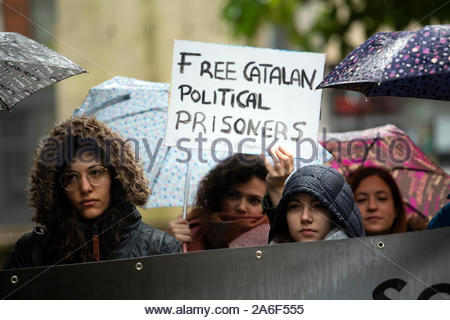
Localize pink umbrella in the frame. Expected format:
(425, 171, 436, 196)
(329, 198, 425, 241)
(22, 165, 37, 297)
(319, 124, 450, 217)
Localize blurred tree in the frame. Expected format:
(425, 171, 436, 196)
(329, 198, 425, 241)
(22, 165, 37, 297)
(222, 0, 449, 58)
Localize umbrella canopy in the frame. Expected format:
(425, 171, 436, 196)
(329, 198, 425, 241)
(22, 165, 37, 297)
(319, 124, 450, 217)
(317, 24, 449, 100)
(148, 147, 226, 208)
(0, 32, 86, 111)
(75, 76, 169, 192)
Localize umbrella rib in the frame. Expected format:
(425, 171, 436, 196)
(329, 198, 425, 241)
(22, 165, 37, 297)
(150, 146, 172, 190)
(391, 167, 447, 176)
(88, 94, 131, 114)
(107, 108, 166, 123)
(403, 201, 426, 218)
(0, 97, 11, 111)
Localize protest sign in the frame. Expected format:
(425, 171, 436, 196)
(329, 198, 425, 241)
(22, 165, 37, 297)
(165, 40, 326, 159)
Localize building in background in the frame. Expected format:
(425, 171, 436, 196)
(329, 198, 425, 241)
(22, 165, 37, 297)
(54, 0, 265, 119)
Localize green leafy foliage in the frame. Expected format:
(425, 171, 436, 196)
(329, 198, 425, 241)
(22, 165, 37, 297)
(222, 0, 449, 58)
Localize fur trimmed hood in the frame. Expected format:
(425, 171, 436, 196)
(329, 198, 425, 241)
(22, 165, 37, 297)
(29, 116, 150, 219)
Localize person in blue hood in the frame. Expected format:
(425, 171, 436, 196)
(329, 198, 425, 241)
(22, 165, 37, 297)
(269, 165, 365, 243)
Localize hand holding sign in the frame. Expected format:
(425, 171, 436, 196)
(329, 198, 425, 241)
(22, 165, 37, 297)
(264, 145, 294, 207)
(168, 214, 192, 244)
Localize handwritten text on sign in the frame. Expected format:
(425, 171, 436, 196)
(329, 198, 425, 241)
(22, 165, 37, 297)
(165, 40, 326, 158)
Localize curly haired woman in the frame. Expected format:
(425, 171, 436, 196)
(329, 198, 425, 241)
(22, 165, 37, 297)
(3, 117, 180, 269)
(167, 153, 267, 251)
(167, 146, 294, 251)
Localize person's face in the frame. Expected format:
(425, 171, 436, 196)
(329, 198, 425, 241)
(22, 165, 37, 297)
(286, 193, 333, 242)
(62, 154, 112, 220)
(221, 177, 266, 216)
(354, 174, 396, 236)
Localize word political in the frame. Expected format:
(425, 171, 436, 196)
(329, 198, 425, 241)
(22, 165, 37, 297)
(39, 128, 413, 173)
(178, 85, 270, 111)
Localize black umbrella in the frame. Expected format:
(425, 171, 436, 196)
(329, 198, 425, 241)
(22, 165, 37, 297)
(317, 24, 449, 101)
(0, 32, 86, 111)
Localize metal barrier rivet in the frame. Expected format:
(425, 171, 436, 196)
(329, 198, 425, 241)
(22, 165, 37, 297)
(10, 275, 19, 284)
(377, 241, 385, 249)
(135, 262, 143, 271)
(256, 250, 263, 259)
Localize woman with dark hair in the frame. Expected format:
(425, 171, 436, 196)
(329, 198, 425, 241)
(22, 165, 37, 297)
(168, 146, 293, 251)
(269, 165, 365, 244)
(168, 153, 268, 251)
(3, 116, 180, 269)
(348, 166, 407, 236)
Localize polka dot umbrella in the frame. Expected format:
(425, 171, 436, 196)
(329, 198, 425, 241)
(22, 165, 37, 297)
(317, 24, 449, 100)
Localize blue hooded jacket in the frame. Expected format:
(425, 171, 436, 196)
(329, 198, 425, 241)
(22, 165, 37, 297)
(269, 165, 365, 243)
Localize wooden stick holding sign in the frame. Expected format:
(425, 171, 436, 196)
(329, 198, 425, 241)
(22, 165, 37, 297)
(181, 161, 191, 253)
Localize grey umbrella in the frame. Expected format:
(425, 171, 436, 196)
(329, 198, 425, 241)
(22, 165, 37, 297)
(0, 32, 86, 111)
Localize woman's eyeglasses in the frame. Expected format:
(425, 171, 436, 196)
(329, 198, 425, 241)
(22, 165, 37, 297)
(60, 166, 109, 191)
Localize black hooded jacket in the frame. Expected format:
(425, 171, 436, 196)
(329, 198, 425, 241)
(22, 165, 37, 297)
(269, 165, 365, 243)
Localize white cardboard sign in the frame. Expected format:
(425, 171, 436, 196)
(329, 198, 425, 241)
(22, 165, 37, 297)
(166, 40, 326, 159)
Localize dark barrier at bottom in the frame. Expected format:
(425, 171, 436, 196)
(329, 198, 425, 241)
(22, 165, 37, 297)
(1, 227, 449, 299)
